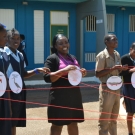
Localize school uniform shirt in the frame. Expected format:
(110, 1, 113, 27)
(119, 53, 133, 83)
(4, 46, 27, 127)
(0, 48, 9, 73)
(4, 46, 26, 78)
(0, 47, 12, 135)
(21, 40, 25, 50)
(120, 53, 135, 113)
(95, 48, 121, 83)
(18, 41, 28, 66)
(18, 40, 25, 51)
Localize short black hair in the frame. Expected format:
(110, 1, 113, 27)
(51, 34, 69, 54)
(0, 23, 6, 32)
(104, 34, 116, 45)
(130, 42, 135, 50)
(20, 34, 25, 40)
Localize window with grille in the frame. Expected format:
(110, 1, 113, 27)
(129, 15, 135, 32)
(86, 15, 96, 32)
(107, 14, 115, 32)
(85, 53, 96, 62)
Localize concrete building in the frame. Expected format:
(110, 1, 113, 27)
(0, 0, 135, 70)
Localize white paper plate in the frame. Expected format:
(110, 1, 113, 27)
(68, 66, 82, 86)
(131, 72, 135, 88)
(107, 76, 123, 90)
(9, 71, 23, 94)
(0, 71, 7, 97)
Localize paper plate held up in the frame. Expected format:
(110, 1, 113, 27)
(68, 67, 82, 86)
(9, 71, 23, 94)
(107, 76, 123, 90)
(0, 71, 7, 97)
(131, 72, 135, 88)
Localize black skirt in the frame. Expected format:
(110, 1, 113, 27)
(11, 84, 26, 127)
(48, 86, 84, 126)
(0, 91, 12, 135)
(123, 84, 135, 113)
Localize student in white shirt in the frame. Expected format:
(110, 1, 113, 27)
(0, 23, 12, 135)
(5, 28, 50, 135)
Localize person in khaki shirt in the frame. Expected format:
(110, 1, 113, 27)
(95, 34, 128, 135)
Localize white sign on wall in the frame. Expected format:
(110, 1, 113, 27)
(96, 19, 103, 24)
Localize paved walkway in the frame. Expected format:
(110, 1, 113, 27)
(16, 78, 135, 135)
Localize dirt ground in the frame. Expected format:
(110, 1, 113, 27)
(16, 82, 135, 135)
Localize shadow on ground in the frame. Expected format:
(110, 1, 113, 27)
(26, 82, 99, 109)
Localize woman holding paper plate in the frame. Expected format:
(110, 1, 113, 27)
(44, 34, 87, 135)
(120, 42, 135, 135)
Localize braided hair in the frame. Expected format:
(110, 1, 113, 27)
(7, 28, 20, 39)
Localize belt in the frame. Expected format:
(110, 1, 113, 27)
(101, 83, 107, 85)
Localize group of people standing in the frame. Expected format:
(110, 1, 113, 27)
(0, 24, 50, 135)
(96, 34, 135, 135)
(0, 21, 135, 135)
(0, 23, 87, 135)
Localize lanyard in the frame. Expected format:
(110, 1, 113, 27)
(58, 53, 75, 66)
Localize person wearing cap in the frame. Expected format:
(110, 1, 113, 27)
(43, 34, 87, 135)
(95, 34, 128, 135)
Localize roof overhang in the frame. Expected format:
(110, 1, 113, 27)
(27, 0, 88, 3)
(106, 0, 135, 7)
(26, 0, 135, 7)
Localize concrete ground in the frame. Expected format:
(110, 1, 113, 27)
(16, 76, 135, 135)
